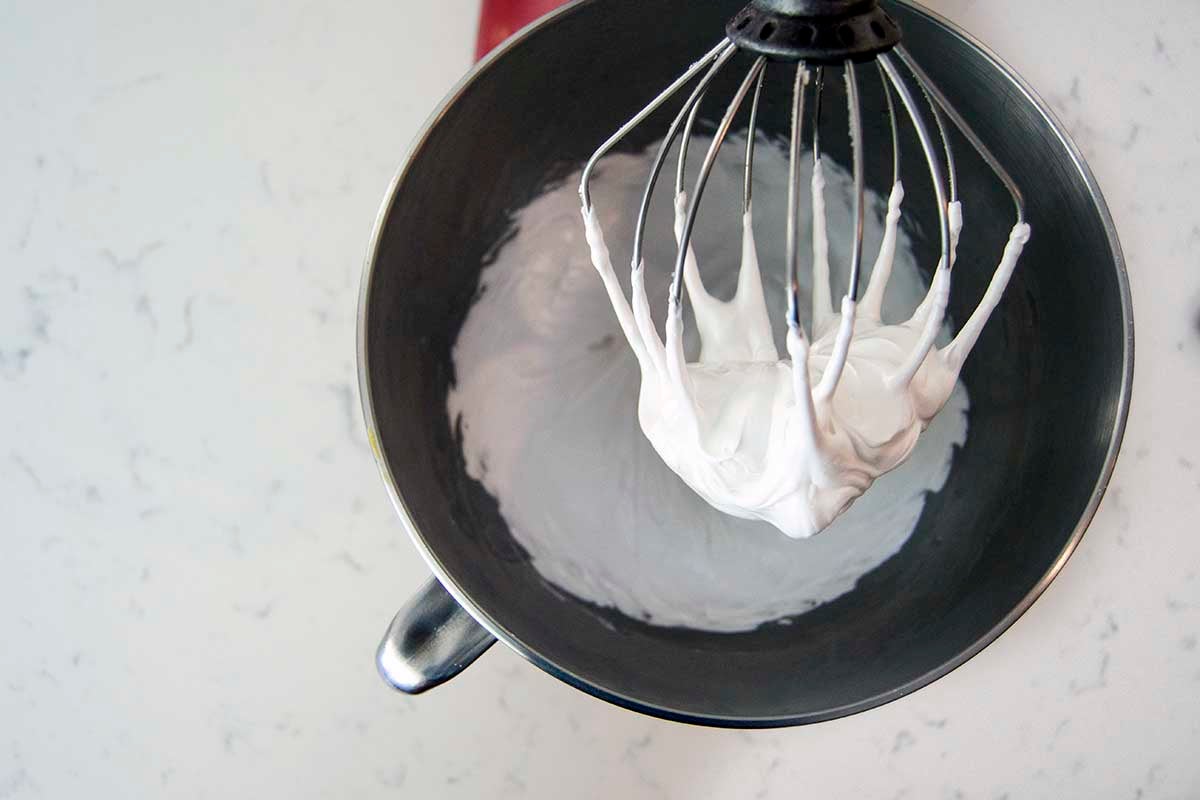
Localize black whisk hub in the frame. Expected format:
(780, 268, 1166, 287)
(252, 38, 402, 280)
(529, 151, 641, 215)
(727, 0, 902, 63)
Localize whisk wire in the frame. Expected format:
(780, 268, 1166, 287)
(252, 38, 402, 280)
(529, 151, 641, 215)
(631, 43, 738, 270)
(894, 45, 1025, 222)
(879, 51, 955, 386)
(583, 16, 1025, 383)
(743, 65, 767, 213)
(672, 55, 768, 306)
(786, 63, 809, 334)
(878, 53, 951, 285)
(676, 93, 706, 196)
(811, 67, 825, 162)
(845, 60, 865, 302)
(877, 62, 900, 188)
(580, 39, 731, 210)
(915, 67, 959, 205)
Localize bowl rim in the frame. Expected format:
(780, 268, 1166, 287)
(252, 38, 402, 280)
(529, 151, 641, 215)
(356, 0, 1134, 727)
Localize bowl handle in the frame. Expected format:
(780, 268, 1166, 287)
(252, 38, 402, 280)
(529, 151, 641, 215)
(376, 577, 496, 693)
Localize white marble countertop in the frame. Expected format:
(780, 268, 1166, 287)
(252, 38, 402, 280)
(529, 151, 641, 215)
(2, 0, 1197, 797)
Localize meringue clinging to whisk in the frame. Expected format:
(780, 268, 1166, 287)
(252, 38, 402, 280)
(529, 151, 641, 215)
(579, 2, 1030, 538)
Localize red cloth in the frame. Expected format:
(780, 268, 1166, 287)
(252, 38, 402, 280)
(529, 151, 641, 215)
(475, 0, 571, 61)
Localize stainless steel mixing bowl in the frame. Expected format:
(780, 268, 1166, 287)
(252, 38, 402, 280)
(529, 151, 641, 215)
(358, 0, 1132, 726)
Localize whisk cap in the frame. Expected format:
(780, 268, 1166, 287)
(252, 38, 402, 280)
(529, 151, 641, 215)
(727, 0, 901, 63)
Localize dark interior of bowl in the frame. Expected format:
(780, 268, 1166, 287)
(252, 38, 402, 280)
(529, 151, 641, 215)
(363, 0, 1129, 724)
